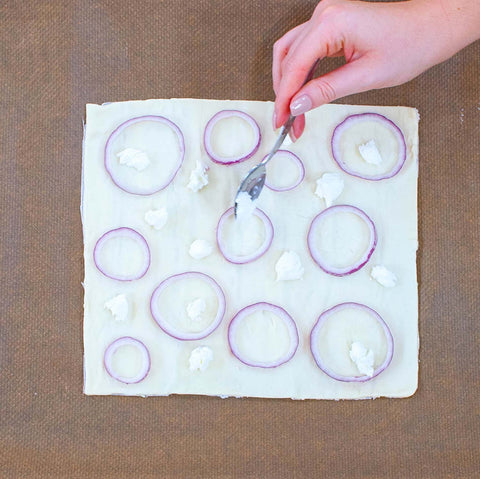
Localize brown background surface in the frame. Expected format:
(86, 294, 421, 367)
(1, 0, 479, 477)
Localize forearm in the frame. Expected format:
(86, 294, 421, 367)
(414, 0, 480, 58)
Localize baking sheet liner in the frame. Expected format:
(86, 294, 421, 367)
(1, 1, 479, 477)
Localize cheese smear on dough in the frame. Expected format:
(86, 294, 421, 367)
(371, 265, 397, 287)
(144, 208, 168, 230)
(187, 160, 209, 192)
(104, 294, 128, 322)
(186, 298, 207, 322)
(314, 173, 344, 207)
(117, 148, 150, 171)
(189, 239, 213, 259)
(275, 251, 304, 281)
(358, 139, 383, 165)
(189, 346, 213, 372)
(349, 341, 375, 377)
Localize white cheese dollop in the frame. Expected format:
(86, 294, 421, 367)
(144, 207, 168, 230)
(358, 139, 383, 165)
(104, 294, 128, 322)
(187, 160, 209, 192)
(186, 297, 206, 322)
(116, 148, 150, 171)
(314, 173, 344, 207)
(189, 346, 213, 372)
(235, 191, 257, 222)
(349, 341, 375, 377)
(189, 239, 213, 259)
(275, 251, 304, 281)
(370, 265, 397, 288)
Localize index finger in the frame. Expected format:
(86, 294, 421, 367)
(274, 26, 332, 126)
(272, 22, 308, 96)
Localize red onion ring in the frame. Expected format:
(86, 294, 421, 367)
(150, 272, 226, 340)
(105, 115, 185, 195)
(264, 150, 305, 192)
(104, 336, 151, 384)
(310, 302, 394, 382)
(216, 207, 274, 264)
(331, 113, 407, 180)
(228, 302, 299, 368)
(93, 227, 150, 281)
(204, 110, 261, 164)
(307, 205, 377, 276)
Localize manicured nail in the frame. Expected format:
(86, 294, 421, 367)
(272, 111, 277, 130)
(288, 129, 297, 143)
(290, 95, 312, 116)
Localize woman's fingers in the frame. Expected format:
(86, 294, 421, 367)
(289, 58, 375, 115)
(272, 22, 308, 96)
(290, 115, 305, 141)
(274, 23, 340, 128)
(282, 58, 377, 142)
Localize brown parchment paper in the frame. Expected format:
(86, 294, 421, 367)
(1, 1, 479, 477)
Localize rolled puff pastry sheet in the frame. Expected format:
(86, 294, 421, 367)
(82, 99, 419, 399)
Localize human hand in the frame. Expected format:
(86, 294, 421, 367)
(273, 0, 480, 140)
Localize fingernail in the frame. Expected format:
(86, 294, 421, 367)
(289, 129, 296, 143)
(290, 95, 312, 116)
(272, 111, 277, 130)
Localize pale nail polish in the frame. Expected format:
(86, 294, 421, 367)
(290, 95, 312, 116)
(272, 111, 277, 130)
(288, 129, 296, 143)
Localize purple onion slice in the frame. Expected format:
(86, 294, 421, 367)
(310, 302, 394, 382)
(204, 110, 261, 164)
(94, 227, 150, 281)
(264, 150, 305, 192)
(104, 337, 151, 384)
(331, 113, 407, 180)
(307, 205, 377, 276)
(150, 272, 226, 340)
(216, 207, 274, 264)
(228, 302, 299, 368)
(105, 115, 185, 195)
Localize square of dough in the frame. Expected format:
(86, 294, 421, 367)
(82, 99, 418, 399)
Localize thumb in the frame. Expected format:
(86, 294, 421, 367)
(289, 59, 373, 115)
